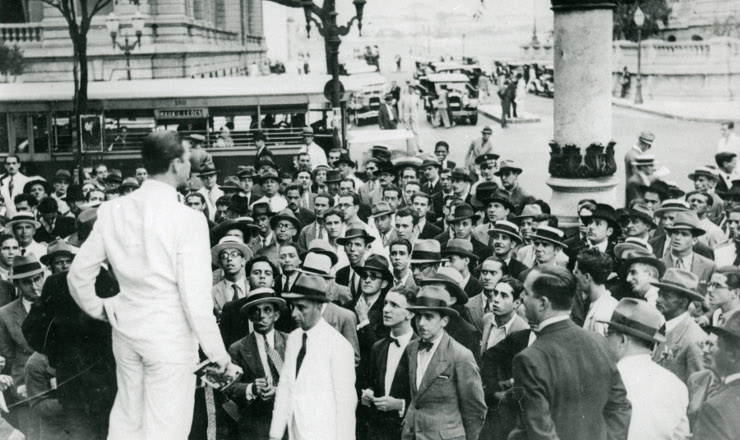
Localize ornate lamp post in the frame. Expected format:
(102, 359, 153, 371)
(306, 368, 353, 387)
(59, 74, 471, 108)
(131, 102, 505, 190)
(105, 11, 146, 81)
(300, 0, 366, 148)
(633, 6, 645, 105)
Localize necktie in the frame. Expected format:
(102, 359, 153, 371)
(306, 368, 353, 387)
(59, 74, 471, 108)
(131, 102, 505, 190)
(231, 283, 240, 300)
(264, 338, 283, 382)
(418, 340, 433, 352)
(296, 333, 307, 378)
(8, 176, 13, 196)
(20, 248, 26, 256)
(717, 312, 726, 326)
(676, 258, 684, 270)
(350, 272, 357, 298)
(390, 337, 401, 347)
(484, 299, 493, 314)
(283, 276, 291, 293)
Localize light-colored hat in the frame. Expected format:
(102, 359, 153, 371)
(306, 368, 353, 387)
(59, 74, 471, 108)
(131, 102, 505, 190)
(211, 236, 251, 267)
(40, 239, 76, 266)
(650, 268, 704, 302)
(653, 199, 690, 218)
(282, 273, 331, 303)
(239, 287, 286, 315)
(530, 225, 568, 249)
(410, 240, 446, 264)
(631, 154, 655, 167)
(488, 220, 523, 243)
(418, 266, 468, 306)
(10, 254, 45, 280)
(663, 211, 706, 237)
(598, 298, 665, 343)
(297, 252, 336, 279)
(5, 212, 40, 233)
(305, 239, 339, 266)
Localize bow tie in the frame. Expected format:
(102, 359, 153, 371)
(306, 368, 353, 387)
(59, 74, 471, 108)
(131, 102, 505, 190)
(419, 341, 434, 352)
(390, 337, 401, 347)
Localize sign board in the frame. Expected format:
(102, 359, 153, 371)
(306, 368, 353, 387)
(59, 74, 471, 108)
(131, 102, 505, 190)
(323, 80, 345, 103)
(154, 108, 209, 120)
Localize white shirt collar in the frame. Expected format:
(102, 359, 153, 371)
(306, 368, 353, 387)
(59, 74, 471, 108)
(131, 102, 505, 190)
(390, 330, 414, 347)
(665, 311, 690, 333)
(21, 298, 33, 313)
(589, 239, 609, 252)
(724, 372, 740, 385)
(538, 314, 570, 331)
(493, 312, 519, 334)
(254, 329, 275, 347)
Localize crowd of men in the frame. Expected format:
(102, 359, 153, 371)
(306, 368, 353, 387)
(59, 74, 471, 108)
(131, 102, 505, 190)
(0, 121, 738, 440)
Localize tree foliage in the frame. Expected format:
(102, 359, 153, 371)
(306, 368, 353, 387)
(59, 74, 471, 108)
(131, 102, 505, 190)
(613, 0, 672, 41)
(0, 43, 25, 82)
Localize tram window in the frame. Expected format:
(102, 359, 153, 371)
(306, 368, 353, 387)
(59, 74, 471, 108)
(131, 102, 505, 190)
(0, 114, 8, 153)
(52, 115, 73, 152)
(32, 114, 49, 153)
(11, 114, 28, 153)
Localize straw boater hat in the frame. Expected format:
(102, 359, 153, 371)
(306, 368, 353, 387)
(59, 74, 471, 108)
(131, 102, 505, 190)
(304, 239, 339, 266)
(282, 273, 331, 303)
(631, 154, 655, 167)
(5, 212, 40, 233)
(406, 285, 459, 318)
(211, 236, 251, 267)
(650, 268, 704, 302)
(597, 298, 666, 343)
(337, 226, 376, 246)
(355, 254, 394, 281)
(419, 266, 469, 306)
(410, 240, 446, 264)
(239, 287, 286, 316)
(296, 252, 336, 279)
(40, 239, 76, 267)
(488, 220, 523, 244)
(663, 211, 706, 237)
(442, 238, 478, 262)
(530, 225, 568, 249)
(269, 209, 301, 230)
(653, 199, 690, 218)
(10, 254, 45, 280)
(688, 167, 718, 182)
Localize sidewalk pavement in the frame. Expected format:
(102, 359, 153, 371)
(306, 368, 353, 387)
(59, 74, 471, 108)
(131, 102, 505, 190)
(478, 104, 541, 124)
(612, 98, 740, 123)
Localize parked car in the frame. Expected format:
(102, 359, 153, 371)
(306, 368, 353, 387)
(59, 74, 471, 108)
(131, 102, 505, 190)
(347, 73, 388, 126)
(419, 73, 479, 125)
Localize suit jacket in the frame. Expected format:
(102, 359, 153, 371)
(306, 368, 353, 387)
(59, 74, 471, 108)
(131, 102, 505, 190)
(24, 352, 67, 440)
(0, 279, 14, 309)
(323, 302, 361, 366)
(292, 207, 316, 231)
(226, 330, 288, 440)
(446, 308, 482, 365)
(651, 313, 707, 384)
(297, 221, 321, 252)
(364, 334, 417, 440)
(378, 104, 398, 130)
(400, 333, 487, 440)
(359, 181, 381, 208)
(345, 292, 390, 388)
(625, 174, 645, 206)
(649, 234, 715, 260)
(479, 313, 530, 358)
(211, 279, 248, 317)
(506, 257, 529, 280)
(269, 319, 357, 440)
(34, 216, 77, 244)
(660, 252, 716, 284)
(694, 379, 740, 440)
(568, 241, 616, 271)
(421, 180, 442, 198)
(0, 298, 33, 396)
(505, 185, 534, 215)
(336, 265, 362, 299)
(418, 221, 442, 240)
(510, 319, 632, 440)
(220, 296, 250, 349)
(464, 276, 484, 300)
(465, 293, 489, 335)
(253, 146, 275, 169)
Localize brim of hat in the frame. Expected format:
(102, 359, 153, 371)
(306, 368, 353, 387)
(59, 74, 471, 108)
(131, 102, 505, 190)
(282, 292, 331, 303)
(487, 228, 523, 243)
(356, 266, 393, 281)
(199, 171, 218, 176)
(325, 177, 343, 183)
(66, 233, 83, 248)
(494, 167, 522, 176)
(664, 225, 706, 237)
(120, 183, 139, 189)
(418, 279, 469, 305)
(40, 251, 75, 266)
(269, 215, 301, 229)
(621, 256, 666, 278)
(368, 210, 395, 218)
(239, 297, 287, 315)
(649, 281, 704, 301)
(259, 176, 280, 184)
(614, 242, 647, 259)
(639, 185, 668, 197)
(221, 185, 241, 191)
(688, 173, 717, 181)
(337, 234, 376, 245)
(211, 242, 251, 265)
(9, 266, 45, 280)
(336, 159, 356, 166)
(441, 249, 479, 261)
(295, 267, 335, 279)
(406, 305, 459, 318)
(597, 320, 665, 343)
(708, 325, 740, 343)
(299, 249, 339, 267)
(620, 213, 656, 228)
(653, 206, 689, 217)
(410, 257, 447, 264)
(5, 219, 41, 233)
(530, 235, 568, 249)
(449, 213, 481, 223)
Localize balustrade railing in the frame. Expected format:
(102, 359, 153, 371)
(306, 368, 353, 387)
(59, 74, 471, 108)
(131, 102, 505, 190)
(0, 24, 43, 45)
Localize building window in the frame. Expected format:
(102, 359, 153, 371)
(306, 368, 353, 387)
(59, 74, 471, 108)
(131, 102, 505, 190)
(691, 35, 703, 41)
(667, 35, 676, 42)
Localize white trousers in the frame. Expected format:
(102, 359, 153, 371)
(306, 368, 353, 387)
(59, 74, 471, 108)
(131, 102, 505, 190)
(108, 334, 196, 440)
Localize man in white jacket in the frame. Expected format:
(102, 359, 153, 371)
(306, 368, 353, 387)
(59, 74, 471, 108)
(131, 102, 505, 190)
(68, 131, 240, 440)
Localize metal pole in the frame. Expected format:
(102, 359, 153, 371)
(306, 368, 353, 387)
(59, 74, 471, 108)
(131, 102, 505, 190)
(635, 27, 643, 104)
(124, 36, 132, 81)
(329, 34, 342, 149)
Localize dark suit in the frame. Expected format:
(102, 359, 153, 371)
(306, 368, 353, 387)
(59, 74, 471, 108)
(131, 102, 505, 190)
(345, 292, 390, 389)
(364, 334, 416, 440)
(510, 319, 631, 440)
(400, 333, 487, 440)
(33, 216, 76, 244)
(446, 306, 482, 365)
(568, 241, 616, 271)
(431, 191, 453, 221)
(435, 233, 493, 262)
(291, 207, 316, 232)
(336, 265, 362, 299)
(0, 279, 14, 308)
(650, 233, 715, 260)
(253, 146, 275, 169)
(0, 299, 34, 392)
(220, 296, 250, 349)
(418, 221, 442, 240)
(505, 257, 528, 280)
(464, 276, 483, 300)
(225, 331, 288, 440)
(378, 104, 398, 130)
(694, 379, 740, 440)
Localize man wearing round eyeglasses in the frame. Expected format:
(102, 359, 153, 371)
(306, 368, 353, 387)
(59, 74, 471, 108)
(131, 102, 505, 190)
(257, 209, 302, 269)
(211, 237, 250, 317)
(707, 268, 740, 328)
(409, 240, 445, 285)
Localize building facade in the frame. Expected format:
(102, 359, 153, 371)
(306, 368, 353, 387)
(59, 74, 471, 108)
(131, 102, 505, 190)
(0, 0, 266, 82)
(660, 0, 740, 41)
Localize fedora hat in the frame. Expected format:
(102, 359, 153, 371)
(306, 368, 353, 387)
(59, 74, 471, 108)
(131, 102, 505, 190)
(210, 218, 260, 244)
(239, 287, 286, 316)
(302, 127, 314, 136)
(667, 183, 686, 200)
(67, 207, 98, 247)
(335, 154, 356, 168)
(631, 154, 655, 167)
(495, 160, 523, 176)
(410, 240, 446, 264)
(257, 156, 277, 171)
(531, 225, 568, 249)
(52, 169, 71, 183)
(296, 252, 336, 279)
(664, 211, 706, 237)
(221, 176, 241, 191)
(480, 189, 515, 211)
(516, 203, 544, 219)
(474, 153, 499, 165)
(5, 212, 40, 233)
(23, 179, 52, 196)
(251, 202, 274, 218)
(198, 164, 218, 177)
(40, 239, 76, 267)
(356, 254, 393, 281)
(371, 145, 392, 161)
(639, 180, 670, 200)
(620, 248, 666, 279)
(470, 182, 500, 209)
(228, 195, 250, 217)
(718, 183, 740, 201)
(621, 203, 656, 229)
(10, 254, 45, 280)
(394, 158, 422, 173)
(376, 161, 395, 175)
(688, 167, 718, 182)
(406, 285, 460, 318)
(269, 209, 301, 230)
(448, 203, 480, 223)
(325, 169, 343, 183)
(653, 199, 690, 218)
(450, 168, 473, 182)
(421, 158, 442, 169)
(211, 236, 251, 267)
(119, 177, 139, 190)
(639, 131, 655, 144)
(709, 311, 740, 344)
(582, 203, 620, 228)
(614, 237, 652, 260)
(237, 166, 257, 179)
(337, 226, 376, 246)
(258, 170, 281, 185)
(305, 239, 339, 266)
(282, 273, 331, 303)
(369, 202, 395, 218)
(418, 266, 468, 306)
(488, 220, 523, 244)
(650, 268, 704, 302)
(442, 238, 478, 262)
(598, 298, 666, 343)
(105, 170, 123, 184)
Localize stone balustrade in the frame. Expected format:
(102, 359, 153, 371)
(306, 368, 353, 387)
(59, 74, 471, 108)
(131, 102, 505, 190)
(0, 23, 44, 46)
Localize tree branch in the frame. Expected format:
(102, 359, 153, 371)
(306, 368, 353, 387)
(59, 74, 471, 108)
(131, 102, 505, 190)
(90, 0, 115, 20)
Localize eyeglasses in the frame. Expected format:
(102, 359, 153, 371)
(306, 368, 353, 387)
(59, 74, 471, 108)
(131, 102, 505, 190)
(219, 251, 243, 260)
(360, 272, 382, 281)
(411, 263, 435, 271)
(275, 223, 294, 230)
(707, 282, 729, 290)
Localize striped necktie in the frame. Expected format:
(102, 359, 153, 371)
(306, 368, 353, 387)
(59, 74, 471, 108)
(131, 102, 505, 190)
(264, 338, 283, 382)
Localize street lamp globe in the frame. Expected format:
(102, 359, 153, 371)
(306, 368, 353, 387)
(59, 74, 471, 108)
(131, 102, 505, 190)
(106, 12, 120, 38)
(132, 11, 146, 37)
(633, 6, 645, 28)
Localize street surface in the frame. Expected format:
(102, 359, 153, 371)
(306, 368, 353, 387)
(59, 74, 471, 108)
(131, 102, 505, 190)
(352, 71, 721, 206)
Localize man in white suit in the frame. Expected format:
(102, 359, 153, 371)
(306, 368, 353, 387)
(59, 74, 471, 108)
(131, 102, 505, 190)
(270, 273, 357, 440)
(68, 131, 240, 440)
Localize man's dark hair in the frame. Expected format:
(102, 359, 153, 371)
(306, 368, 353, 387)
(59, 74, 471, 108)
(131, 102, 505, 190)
(341, 178, 356, 190)
(532, 199, 551, 215)
(530, 265, 576, 311)
(246, 256, 278, 282)
(339, 192, 360, 207)
(395, 207, 415, 221)
(135, 164, 147, 171)
(141, 131, 185, 175)
(295, 166, 312, 178)
(686, 190, 713, 207)
(186, 192, 207, 205)
(411, 192, 431, 204)
(723, 121, 735, 130)
(435, 141, 449, 152)
(315, 192, 334, 207)
(482, 256, 508, 275)
(717, 266, 740, 290)
(323, 208, 343, 222)
(286, 184, 304, 196)
(93, 162, 107, 173)
(383, 185, 401, 197)
(716, 152, 737, 168)
(576, 248, 613, 285)
(4, 155, 20, 164)
(0, 233, 16, 246)
(544, 215, 559, 228)
(496, 276, 524, 301)
(389, 238, 412, 255)
(440, 168, 452, 176)
(388, 285, 417, 307)
(14, 193, 37, 208)
(38, 197, 58, 215)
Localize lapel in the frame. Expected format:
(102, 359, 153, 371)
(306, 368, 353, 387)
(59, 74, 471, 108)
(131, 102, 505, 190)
(416, 333, 452, 400)
(409, 341, 419, 394)
(691, 254, 708, 277)
(376, 339, 391, 395)
(469, 294, 485, 332)
(668, 314, 692, 348)
(12, 299, 27, 327)
(242, 333, 266, 379)
(275, 330, 287, 358)
(367, 292, 386, 329)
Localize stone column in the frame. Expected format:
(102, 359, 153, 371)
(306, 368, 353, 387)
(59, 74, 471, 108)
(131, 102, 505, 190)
(546, 0, 619, 228)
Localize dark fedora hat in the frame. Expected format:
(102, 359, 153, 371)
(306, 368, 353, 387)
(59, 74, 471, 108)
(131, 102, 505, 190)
(198, 164, 218, 177)
(495, 160, 523, 176)
(335, 154, 356, 167)
(650, 268, 704, 302)
(418, 266, 468, 306)
(10, 254, 45, 280)
(239, 287, 286, 316)
(253, 130, 267, 142)
(228, 195, 250, 217)
(470, 182, 499, 209)
(23, 179, 52, 196)
(105, 170, 123, 184)
(221, 176, 241, 191)
(598, 298, 665, 343)
(237, 166, 257, 179)
(582, 203, 620, 228)
(447, 203, 480, 223)
(258, 170, 281, 184)
(709, 311, 740, 344)
(40, 239, 76, 267)
(282, 273, 331, 303)
(210, 218, 260, 244)
(480, 189, 515, 211)
(450, 168, 473, 182)
(356, 254, 393, 281)
(337, 226, 376, 246)
(270, 209, 301, 230)
(639, 180, 670, 200)
(441, 238, 478, 262)
(52, 169, 72, 183)
(325, 169, 343, 183)
(620, 248, 666, 279)
(421, 158, 442, 169)
(406, 285, 460, 318)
